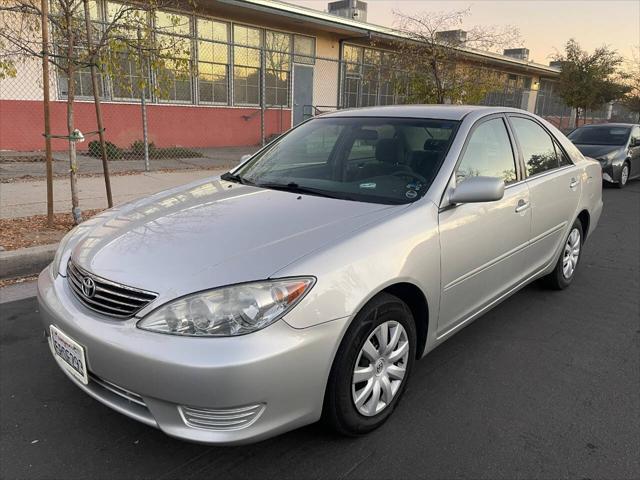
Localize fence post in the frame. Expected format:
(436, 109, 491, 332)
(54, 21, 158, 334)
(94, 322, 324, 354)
(260, 46, 266, 147)
(137, 28, 150, 172)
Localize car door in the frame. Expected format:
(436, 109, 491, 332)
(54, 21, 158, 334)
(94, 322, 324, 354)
(507, 115, 582, 274)
(438, 115, 531, 336)
(629, 126, 640, 178)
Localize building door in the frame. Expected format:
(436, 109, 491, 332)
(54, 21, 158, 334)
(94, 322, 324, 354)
(293, 64, 314, 126)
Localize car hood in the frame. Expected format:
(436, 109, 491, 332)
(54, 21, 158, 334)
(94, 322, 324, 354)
(574, 144, 624, 159)
(71, 177, 400, 304)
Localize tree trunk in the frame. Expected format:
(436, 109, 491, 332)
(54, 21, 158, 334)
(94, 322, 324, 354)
(83, 0, 113, 208)
(41, 0, 54, 227)
(431, 59, 445, 104)
(66, 25, 82, 225)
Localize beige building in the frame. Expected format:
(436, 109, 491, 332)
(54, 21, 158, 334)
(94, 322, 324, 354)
(0, 0, 562, 151)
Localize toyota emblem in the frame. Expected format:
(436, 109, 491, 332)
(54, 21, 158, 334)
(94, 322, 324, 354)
(81, 276, 96, 298)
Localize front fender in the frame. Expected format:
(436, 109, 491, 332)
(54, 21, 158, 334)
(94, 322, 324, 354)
(274, 201, 441, 337)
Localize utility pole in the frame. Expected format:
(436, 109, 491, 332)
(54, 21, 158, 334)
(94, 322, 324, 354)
(41, 0, 54, 226)
(83, 0, 113, 208)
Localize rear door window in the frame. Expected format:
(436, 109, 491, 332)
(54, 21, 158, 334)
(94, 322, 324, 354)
(510, 117, 559, 176)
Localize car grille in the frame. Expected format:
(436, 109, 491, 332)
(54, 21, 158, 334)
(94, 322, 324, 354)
(179, 404, 265, 431)
(67, 260, 158, 318)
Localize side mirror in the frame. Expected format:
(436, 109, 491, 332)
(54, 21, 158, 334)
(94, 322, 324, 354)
(239, 154, 252, 165)
(449, 176, 505, 204)
(630, 138, 638, 147)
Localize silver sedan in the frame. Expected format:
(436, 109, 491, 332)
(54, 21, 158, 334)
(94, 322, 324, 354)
(38, 106, 603, 444)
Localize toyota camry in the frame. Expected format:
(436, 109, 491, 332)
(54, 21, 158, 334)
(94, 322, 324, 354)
(38, 106, 603, 445)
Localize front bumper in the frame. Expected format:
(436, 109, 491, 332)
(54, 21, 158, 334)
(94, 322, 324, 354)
(37, 268, 349, 445)
(599, 160, 622, 184)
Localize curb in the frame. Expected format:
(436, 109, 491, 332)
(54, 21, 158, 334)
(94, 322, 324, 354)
(0, 244, 57, 280)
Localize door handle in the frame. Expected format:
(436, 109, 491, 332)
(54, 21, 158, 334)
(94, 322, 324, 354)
(570, 178, 579, 189)
(515, 199, 530, 213)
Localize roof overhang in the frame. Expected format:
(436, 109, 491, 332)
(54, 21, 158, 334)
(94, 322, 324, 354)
(213, 0, 561, 77)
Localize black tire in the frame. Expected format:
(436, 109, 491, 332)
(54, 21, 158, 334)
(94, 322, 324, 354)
(323, 292, 416, 436)
(542, 218, 583, 290)
(616, 162, 630, 189)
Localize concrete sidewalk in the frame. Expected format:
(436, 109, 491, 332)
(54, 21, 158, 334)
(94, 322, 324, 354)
(0, 146, 256, 181)
(0, 169, 225, 218)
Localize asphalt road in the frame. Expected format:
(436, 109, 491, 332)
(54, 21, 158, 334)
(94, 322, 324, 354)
(1, 185, 639, 480)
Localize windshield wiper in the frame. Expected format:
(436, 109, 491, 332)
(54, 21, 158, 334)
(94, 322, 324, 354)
(256, 182, 348, 200)
(220, 172, 255, 185)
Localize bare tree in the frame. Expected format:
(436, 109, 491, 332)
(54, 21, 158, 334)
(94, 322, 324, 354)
(0, 0, 193, 224)
(386, 8, 521, 105)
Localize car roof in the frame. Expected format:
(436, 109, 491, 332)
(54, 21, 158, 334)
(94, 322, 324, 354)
(320, 105, 530, 121)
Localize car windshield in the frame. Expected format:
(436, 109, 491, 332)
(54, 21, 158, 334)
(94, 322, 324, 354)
(568, 126, 630, 146)
(233, 117, 459, 204)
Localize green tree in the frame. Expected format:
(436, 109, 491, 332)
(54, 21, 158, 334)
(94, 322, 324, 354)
(554, 39, 627, 127)
(620, 47, 640, 122)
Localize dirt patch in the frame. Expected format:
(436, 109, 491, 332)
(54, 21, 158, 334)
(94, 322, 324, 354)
(0, 275, 38, 288)
(0, 209, 103, 251)
(0, 155, 45, 163)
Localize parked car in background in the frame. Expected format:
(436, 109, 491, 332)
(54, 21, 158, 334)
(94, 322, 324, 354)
(568, 123, 640, 188)
(38, 106, 602, 445)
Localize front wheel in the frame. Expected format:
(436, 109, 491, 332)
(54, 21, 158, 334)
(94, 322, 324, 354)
(542, 218, 583, 290)
(616, 162, 629, 189)
(323, 293, 416, 436)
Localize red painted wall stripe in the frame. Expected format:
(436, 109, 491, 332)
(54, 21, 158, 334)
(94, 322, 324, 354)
(0, 100, 291, 151)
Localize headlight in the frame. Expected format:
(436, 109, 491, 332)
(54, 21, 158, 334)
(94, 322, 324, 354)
(598, 149, 622, 163)
(137, 278, 315, 337)
(50, 226, 79, 278)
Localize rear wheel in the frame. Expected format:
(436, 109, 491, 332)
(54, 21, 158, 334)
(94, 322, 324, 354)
(616, 162, 629, 189)
(323, 293, 416, 436)
(542, 218, 583, 290)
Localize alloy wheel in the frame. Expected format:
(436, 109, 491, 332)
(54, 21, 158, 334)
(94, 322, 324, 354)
(351, 320, 409, 417)
(621, 164, 629, 186)
(562, 227, 581, 279)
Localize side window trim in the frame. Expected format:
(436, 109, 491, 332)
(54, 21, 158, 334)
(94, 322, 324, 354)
(501, 113, 526, 182)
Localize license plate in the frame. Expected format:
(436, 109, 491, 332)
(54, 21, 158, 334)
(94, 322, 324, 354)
(50, 325, 88, 385)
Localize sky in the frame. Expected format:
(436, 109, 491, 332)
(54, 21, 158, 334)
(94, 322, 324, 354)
(286, 0, 639, 66)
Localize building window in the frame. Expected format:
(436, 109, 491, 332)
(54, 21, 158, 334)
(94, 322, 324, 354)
(233, 25, 262, 105)
(341, 44, 409, 108)
(293, 35, 315, 64)
(57, 54, 104, 99)
(360, 49, 380, 107)
(155, 11, 193, 103)
(265, 31, 291, 106)
(197, 18, 229, 104)
(105, 2, 150, 101)
(55, 1, 103, 99)
(342, 45, 362, 108)
(111, 54, 151, 100)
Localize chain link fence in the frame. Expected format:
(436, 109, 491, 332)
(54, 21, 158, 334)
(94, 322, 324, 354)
(1, 34, 636, 169)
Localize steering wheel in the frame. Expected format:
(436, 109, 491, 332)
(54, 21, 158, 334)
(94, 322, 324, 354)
(391, 170, 427, 184)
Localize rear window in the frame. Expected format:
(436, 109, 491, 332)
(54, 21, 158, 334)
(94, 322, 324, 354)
(568, 126, 630, 146)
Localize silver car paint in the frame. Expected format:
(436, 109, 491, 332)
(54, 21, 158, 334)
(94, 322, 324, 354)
(69, 182, 400, 311)
(38, 106, 603, 444)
